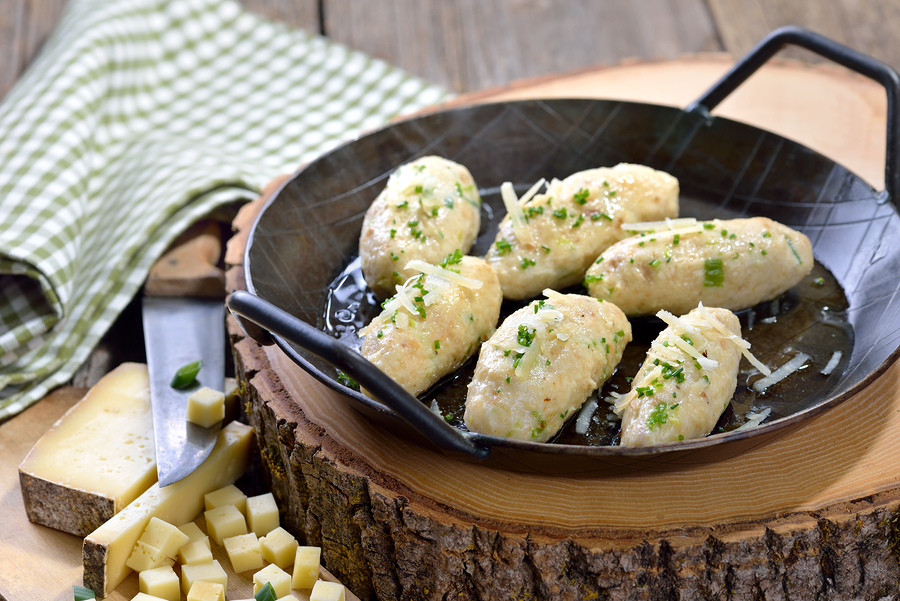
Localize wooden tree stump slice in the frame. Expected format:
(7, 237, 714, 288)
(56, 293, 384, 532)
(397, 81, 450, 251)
(228, 58, 900, 600)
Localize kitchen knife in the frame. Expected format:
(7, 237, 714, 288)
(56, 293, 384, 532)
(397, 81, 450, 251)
(142, 296, 225, 487)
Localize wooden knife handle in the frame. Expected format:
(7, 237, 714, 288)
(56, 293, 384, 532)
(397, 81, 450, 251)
(145, 220, 226, 299)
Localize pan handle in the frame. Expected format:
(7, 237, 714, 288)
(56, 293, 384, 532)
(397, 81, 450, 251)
(226, 290, 490, 459)
(686, 25, 900, 206)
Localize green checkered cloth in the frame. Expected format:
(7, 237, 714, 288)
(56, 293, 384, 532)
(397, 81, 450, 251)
(0, 0, 449, 419)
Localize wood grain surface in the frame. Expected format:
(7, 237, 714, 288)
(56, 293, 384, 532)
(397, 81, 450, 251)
(5, 1, 900, 100)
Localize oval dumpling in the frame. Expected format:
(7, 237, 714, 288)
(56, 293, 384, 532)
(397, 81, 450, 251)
(485, 163, 679, 300)
(615, 306, 746, 446)
(360, 254, 502, 398)
(464, 291, 631, 442)
(360, 156, 482, 298)
(584, 217, 814, 316)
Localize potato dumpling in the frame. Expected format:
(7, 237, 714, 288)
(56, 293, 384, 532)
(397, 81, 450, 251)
(359, 156, 481, 298)
(485, 163, 678, 300)
(465, 290, 630, 442)
(585, 217, 814, 316)
(615, 305, 750, 446)
(360, 254, 502, 398)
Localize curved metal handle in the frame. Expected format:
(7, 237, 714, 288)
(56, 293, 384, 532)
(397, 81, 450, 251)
(227, 290, 489, 459)
(686, 25, 900, 206)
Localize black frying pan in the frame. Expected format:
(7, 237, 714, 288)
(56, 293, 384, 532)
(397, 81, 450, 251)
(229, 27, 900, 475)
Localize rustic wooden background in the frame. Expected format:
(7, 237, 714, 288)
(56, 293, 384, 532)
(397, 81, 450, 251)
(3, 0, 900, 100)
(1, 0, 898, 388)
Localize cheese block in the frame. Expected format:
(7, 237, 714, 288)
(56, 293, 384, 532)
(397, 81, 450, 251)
(83, 420, 254, 596)
(18, 363, 155, 536)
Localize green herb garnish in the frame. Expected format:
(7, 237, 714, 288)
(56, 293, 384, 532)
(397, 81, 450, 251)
(704, 258, 724, 287)
(170, 360, 202, 389)
(520, 257, 536, 269)
(517, 325, 536, 347)
(573, 188, 589, 204)
(440, 249, 464, 269)
(583, 274, 603, 285)
(495, 238, 513, 255)
(552, 207, 568, 219)
(255, 582, 277, 601)
(337, 371, 359, 390)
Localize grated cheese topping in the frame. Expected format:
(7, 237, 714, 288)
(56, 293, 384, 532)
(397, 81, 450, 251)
(753, 353, 810, 392)
(617, 224, 706, 246)
(735, 407, 772, 431)
(575, 398, 598, 434)
(405, 260, 482, 289)
(501, 182, 531, 243)
(622, 217, 699, 232)
(695, 302, 771, 376)
(821, 350, 842, 375)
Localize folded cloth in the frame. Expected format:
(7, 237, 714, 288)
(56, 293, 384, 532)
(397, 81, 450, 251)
(0, 0, 448, 419)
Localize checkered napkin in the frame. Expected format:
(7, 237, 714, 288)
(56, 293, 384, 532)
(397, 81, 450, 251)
(0, 0, 448, 419)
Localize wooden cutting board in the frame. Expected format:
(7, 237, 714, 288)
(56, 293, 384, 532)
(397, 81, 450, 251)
(0, 56, 892, 600)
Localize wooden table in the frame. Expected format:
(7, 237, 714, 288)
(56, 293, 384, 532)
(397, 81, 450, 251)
(4, 0, 900, 98)
(3, 2, 900, 600)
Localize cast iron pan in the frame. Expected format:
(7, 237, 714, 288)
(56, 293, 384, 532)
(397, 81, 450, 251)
(229, 27, 900, 474)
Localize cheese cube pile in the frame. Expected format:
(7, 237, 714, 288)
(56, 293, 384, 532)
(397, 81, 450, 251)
(122, 483, 345, 601)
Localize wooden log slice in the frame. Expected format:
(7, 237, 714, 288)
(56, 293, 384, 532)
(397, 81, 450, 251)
(227, 58, 900, 600)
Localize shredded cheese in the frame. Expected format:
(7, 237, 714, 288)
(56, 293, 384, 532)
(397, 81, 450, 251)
(405, 260, 482, 289)
(622, 217, 698, 232)
(735, 407, 772, 431)
(618, 224, 706, 246)
(821, 350, 842, 375)
(656, 310, 719, 370)
(695, 303, 771, 376)
(500, 182, 531, 243)
(519, 178, 546, 206)
(575, 398, 598, 435)
(752, 353, 810, 392)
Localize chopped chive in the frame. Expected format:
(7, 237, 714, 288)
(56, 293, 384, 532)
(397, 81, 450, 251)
(495, 238, 513, 255)
(170, 360, 202, 389)
(434, 340, 441, 350)
(573, 188, 590, 204)
(255, 582, 277, 601)
(704, 258, 724, 287)
(541, 245, 551, 253)
(552, 207, 568, 219)
(520, 257, 536, 269)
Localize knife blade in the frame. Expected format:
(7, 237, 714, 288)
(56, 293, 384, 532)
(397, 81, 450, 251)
(142, 296, 225, 487)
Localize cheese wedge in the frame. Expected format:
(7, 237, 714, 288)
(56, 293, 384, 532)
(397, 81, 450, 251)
(18, 363, 156, 536)
(83, 420, 254, 596)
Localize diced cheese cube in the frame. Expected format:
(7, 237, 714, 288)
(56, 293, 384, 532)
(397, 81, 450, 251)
(186, 580, 225, 601)
(138, 565, 180, 601)
(177, 522, 210, 549)
(18, 364, 157, 536)
(259, 527, 298, 569)
(224, 532, 264, 573)
(139, 517, 190, 559)
(247, 492, 279, 537)
(205, 484, 247, 515)
(83, 422, 253, 596)
(132, 594, 168, 601)
(187, 387, 225, 428)
(205, 504, 247, 545)
(179, 540, 213, 565)
(126, 540, 174, 572)
(292, 546, 321, 589)
(181, 560, 228, 595)
(253, 564, 291, 597)
(310, 581, 346, 601)
(276, 596, 299, 601)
